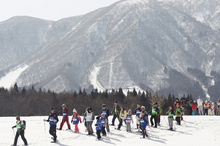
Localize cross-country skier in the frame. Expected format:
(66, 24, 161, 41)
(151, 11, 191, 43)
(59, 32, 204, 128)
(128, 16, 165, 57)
(116, 105, 127, 130)
(71, 108, 81, 133)
(217, 99, 220, 115)
(188, 99, 193, 115)
(11, 116, 28, 146)
(124, 109, 133, 132)
(204, 100, 208, 115)
(44, 107, 59, 143)
(174, 98, 183, 120)
(58, 104, 71, 130)
(208, 101, 212, 115)
(149, 103, 159, 128)
(101, 104, 110, 132)
(210, 102, 215, 116)
(166, 106, 174, 130)
(84, 107, 95, 135)
(134, 104, 141, 130)
(181, 97, 186, 115)
(175, 104, 182, 125)
(197, 97, 204, 115)
(95, 116, 102, 140)
(192, 100, 197, 116)
(111, 101, 120, 126)
(100, 113, 107, 136)
(155, 102, 163, 126)
(140, 111, 148, 138)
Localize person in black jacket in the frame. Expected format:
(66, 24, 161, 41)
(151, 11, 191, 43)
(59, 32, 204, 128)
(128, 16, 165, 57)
(44, 107, 59, 143)
(101, 104, 110, 132)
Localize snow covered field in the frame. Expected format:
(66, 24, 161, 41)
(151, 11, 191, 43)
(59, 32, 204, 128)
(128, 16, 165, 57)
(1, 115, 220, 146)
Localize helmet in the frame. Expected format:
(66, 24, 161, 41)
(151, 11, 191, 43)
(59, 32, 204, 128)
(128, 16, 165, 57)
(16, 116, 20, 121)
(141, 106, 145, 109)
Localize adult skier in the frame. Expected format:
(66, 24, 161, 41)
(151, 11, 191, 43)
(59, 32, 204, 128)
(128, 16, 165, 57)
(58, 104, 70, 130)
(155, 102, 163, 126)
(181, 97, 186, 115)
(44, 107, 59, 143)
(101, 104, 110, 132)
(116, 105, 127, 130)
(188, 99, 193, 115)
(84, 107, 95, 135)
(149, 103, 159, 128)
(111, 101, 120, 126)
(12, 116, 28, 146)
(197, 97, 204, 115)
(134, 103, 141, 129)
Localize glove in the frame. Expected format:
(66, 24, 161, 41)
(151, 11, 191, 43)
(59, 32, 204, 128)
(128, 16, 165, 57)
(80, 121, 82, 123)
(95, 124, 98, 126)
(43, 119, 47, 122)
(12, 126, 16, 129)
(71, 120, 73, 123)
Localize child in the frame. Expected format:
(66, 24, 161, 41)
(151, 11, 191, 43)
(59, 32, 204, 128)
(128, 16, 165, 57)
(100, 113, 107, 136)
(204, 101, 208, 115)
(210, 102, 215, 116)
(167, 106, 174, 130)
(71, 108, 81, 133)
(192, 100, 197, 115)
(208, 101, 212, 115)
(124, 109, 133, 132)
(175, 104, 182, 125)
(116, 105, 127, 130)
(135, 104, 141, 129)
(95, 116, 102, 140)
(149, 103, 159, 128)
(140, 111, 148, 138)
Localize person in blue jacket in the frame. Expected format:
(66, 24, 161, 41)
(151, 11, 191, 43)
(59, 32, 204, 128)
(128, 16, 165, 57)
(44, 107, 59, 143)
(95, 116, 102, 140)
(135, 103, 141, 129)
(140, 111, 148, 138)
(101, 104, 110, 132)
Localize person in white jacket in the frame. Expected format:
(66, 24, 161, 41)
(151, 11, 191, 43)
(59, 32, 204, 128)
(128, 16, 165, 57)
(197, 97, 204, 115)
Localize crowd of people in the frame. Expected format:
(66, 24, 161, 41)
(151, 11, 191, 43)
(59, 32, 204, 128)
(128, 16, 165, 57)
(11, 97, 220, 145)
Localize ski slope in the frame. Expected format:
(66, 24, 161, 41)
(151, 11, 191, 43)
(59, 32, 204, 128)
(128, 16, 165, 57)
(1, 116, 220, 146)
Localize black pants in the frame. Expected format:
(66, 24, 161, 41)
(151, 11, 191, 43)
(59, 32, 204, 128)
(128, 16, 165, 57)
(49, 125, 57, 141)
(157, 114, 160, 124)
(101, 126, 106, 136)
(117, 119, 123, 130)
(150, 115, 157, 128)
(176, 117, 181, 125)
(13, 130, 28, 146)
(96, 130, 101, 139)
(112, 114, 119, 125)
(189, 107, 192, 115)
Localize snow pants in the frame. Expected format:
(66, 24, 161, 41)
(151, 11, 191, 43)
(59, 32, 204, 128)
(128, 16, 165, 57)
(13, 130, 28, 146)
(204, 109, 208, 115)
(118, 118, 123, 130)
(112, 114, 119, 125)
(210, 110, 215, 116)
(136, 116, 140, 128)
(49, 125, 57, 142)
(189, 107, 192, 115)
(86, 121, 93, 134)
(60, 116, 70, 130)
(198, 106, 204, 115)
(74, 124, 79, 131)
(208, 109, 212, 115)
(157, 114, 160, 124)
(150, 115, 157, 128)
(106, 118, 110, 132)
(176, 117, 181, 125)
(96, 130, 101, 139)
(126, 122, 131, 132)
(101, 126, 106, 136)
(192, 109, 196, 115)
(141, 124, 147, 137)
(168, 117, 173, 129)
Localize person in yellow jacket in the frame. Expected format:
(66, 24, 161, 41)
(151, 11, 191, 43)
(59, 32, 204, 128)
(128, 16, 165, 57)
(116, 105, 127, 130)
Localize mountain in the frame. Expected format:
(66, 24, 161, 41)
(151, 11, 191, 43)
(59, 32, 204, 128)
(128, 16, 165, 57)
(1, 0, 220, 100)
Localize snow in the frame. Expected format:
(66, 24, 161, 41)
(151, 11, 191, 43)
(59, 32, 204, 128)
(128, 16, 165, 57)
(2, 115, 220, 146)
(0, 65, 28, 88)
(89, 66, 105, 92)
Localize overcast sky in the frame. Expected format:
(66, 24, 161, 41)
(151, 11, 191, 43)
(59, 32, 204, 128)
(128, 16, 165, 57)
(0, 0, 120, 22)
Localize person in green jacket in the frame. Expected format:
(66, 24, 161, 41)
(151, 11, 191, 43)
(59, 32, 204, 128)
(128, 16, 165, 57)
(111, 101, 120, 126)
(175, 104, 182, 125)
(12, 116, 28, 146)
(149, 103, 159, 128)
(155, 102, 163, 126)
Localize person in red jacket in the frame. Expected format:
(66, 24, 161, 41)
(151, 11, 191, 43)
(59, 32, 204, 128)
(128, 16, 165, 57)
(192, 100, 197, 115)
(58, 104, 71, 130)
(174, 98, 183, 120)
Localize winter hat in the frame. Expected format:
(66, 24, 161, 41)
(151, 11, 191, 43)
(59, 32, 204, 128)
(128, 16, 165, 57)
(62, 104, 66, 107)
(141, 106, 145, 109)
(16, 116, 20, 121)
(96, 116, 100, 120)
(102, 104, 106, 107)
(128, 109, 131, 114)
(51, 107, 54, 110)
(73, 108, 77, 113)
(205, 100, 208, 103)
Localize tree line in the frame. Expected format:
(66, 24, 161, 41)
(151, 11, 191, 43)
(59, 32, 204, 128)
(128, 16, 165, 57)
(0, 83, 193, 116)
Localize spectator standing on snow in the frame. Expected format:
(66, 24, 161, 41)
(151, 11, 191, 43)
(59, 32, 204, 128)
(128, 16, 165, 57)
(84, 107, 95, 135)
(111, 101, 120, 126)
(12, 116, 28, 146)
(197, 97, 204, 115)
(58, 104, 71, 130)
(192, 100, 197, 116)
(44, 107, 59, 143)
